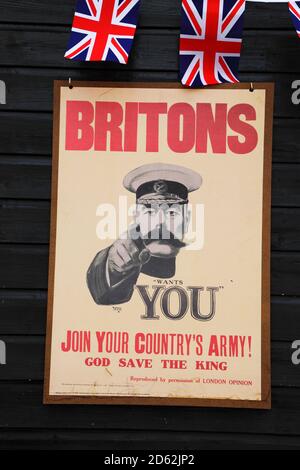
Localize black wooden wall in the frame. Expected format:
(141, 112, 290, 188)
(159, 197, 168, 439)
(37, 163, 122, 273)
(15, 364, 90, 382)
(0, 0, 300, 450)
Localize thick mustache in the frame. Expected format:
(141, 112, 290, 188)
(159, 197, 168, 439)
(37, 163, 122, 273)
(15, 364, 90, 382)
(142, 225, 186, 248)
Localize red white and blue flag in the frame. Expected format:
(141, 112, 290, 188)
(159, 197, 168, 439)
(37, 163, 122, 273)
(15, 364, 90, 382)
(289, 1, 300, 38)
(65, 0, 141, 63)
(179, 0, 246, 87)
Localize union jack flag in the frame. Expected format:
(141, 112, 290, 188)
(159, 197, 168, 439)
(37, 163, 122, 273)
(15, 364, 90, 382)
(289, 1, 300, 38)
(179, 0, 246, 87)
(65, 0, 141, 63)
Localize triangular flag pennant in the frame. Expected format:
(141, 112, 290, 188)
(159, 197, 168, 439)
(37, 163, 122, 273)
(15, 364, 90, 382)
(289, 1, 300, 38)
(179, 0, 246, 87)
(65, 0, 141, 63)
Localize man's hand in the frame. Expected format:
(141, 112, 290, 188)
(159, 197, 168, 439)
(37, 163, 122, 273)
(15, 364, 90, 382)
(108, 237, 151, 275)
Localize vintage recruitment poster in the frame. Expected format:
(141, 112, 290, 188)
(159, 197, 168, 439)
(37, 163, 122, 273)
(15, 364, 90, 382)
(44, 82, 273, 408)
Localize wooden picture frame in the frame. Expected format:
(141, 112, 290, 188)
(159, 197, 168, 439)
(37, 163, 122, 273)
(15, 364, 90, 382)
(44, 81, 273, 408)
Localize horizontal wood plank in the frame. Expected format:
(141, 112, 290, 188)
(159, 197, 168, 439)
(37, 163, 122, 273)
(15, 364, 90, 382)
(272, 164, 300, 207)
(0, 114, 52, 155)
(0, 429, 300, 450)
(0, 28, 299, 72)
(272, 208, 300, 251)
(272, 251, 300, 296)
(0, 290, 47, 335)
(0, 383, 299, 435)
(0, 1, 294, 30)
(273, 119, 300, 163)
(0, 244, 49, 289)
(0, 156, 51, 198)
(0, 200, 50, 243)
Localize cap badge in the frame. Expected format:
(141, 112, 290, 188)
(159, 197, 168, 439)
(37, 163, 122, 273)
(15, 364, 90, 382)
(153, 180, 168, 194)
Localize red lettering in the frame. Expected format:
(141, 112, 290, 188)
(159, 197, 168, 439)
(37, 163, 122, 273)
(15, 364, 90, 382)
(196, 103, 227, 154)
(135, 332, 145, 354)
(168, 103, 196, 153)
(118, 358, 153, 368)
(65, 101, 94, 151)
(228, 104, 258, 154)
(95, 101, 123, 151)
(65, 100, 259, 155)
(124, 102, 139, 152)
(139, 103, 168, 152)
(85, 357, 110, 367)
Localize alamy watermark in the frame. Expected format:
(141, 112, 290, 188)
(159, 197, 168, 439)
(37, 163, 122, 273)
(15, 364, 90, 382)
(0, 340, 6, 365)
(0, 80, 6, 104)
(291, 340, 300, 365)
(95, 196, 205, 251)
(291, 80, 300, 105)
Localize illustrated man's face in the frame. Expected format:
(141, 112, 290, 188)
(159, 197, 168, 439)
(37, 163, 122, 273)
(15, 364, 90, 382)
(134, 202, 190, 258)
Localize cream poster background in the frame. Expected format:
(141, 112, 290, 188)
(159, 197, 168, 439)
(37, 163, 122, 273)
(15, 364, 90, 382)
(46, 84, 270, 404)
